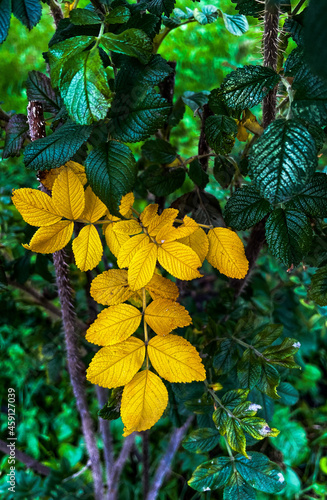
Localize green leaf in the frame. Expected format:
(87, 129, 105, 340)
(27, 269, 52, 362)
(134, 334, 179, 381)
(109, 87, 171, 143)
(237, 350, 262, 390)
(224, 186, 272, 230)
(221, 13, 249, 36)
(70, 8, 102, 25)
(98, 388, 122, 420)
(223, 472, 256, 500)
(213, 155, 236, 188)
(265, 208, 313, 267)
(205, 115, 237, 155)
(262, 338, 300, 369)
(0, 0, 11, 44)
(221, 389, 249, 409)
(182, 428, 220, 453)
(12, 0, 41, 30)
(213, 339, 239, 375)
(284, 16, 304, 46)
(291, 67, 327, 127)
(146, 0, 175, 17)
(194, 5, 218, 25)
(252, 324, 283, 349)
(106, 6, 131, 24)
(188, 457, 233, 492)
(140, 164, 185, 197)
(23, 122, 93, 171)
(123, 9, 159, 39)
(277, 382, 299, 406)
(115, 55, 173, 91)
(3, 114, 29, 159)
(100, 29, 152, 64)
(303, 0, 327, 82)
(85, 140, 137, 215)
(26, 71, 61, 114)
(257, 363, 280, 400)
(231, 0, 262, 17)
(249, 119, 317, 203)
(286, 173, 327, 218)
(215, 65, 280, 110)
(225, 418, 247, 456)
(235, 452, 285, 493)
(182, 90, 210, 112)
(59, 49, 112, 125)
(309, 265, 327, 306)
(188, 159, 209, 189)
(271, 408, 309, 466)
(141, 138, 177, 164)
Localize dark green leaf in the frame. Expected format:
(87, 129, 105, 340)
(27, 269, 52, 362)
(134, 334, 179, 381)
(141, 138, 177, 164)
(123, 9, 160, 39)
(224, 186, 272, 230)
(100, 29, 152, 64)
(182, 90, 210, 112)
(303, 0, 327, 81)
(223, 473, 256, 500)
(231, 0, 262, 17)
(286, 173, 327, 218)
(109, 87, 171, 142)
(262, 338, 300, 369)
(141, 164, 185, 196)
(291, 66, 327, 127)
(252, 324, 283, 349)
(216, 65, 280, 110)
(194, 5, 218, 25)
(106, 6, 131, 24)
(98, 388, 123, 421)
(208, 90, 231, 115)
(265, 208, 312, 267)
(213, 155, 236, 188)
(85, 140, 137, 215)
(12, 0, 41, 30)
(213, 339, 239, 375)
(221, 13, 249, 36)
(257, 363, 280, 400)
(182, 428, 220, 453)
(23, 122, 93, 171)
(284, 15, 304, 46)
(146, 0, 175, 17)
(3, 114, 29, 159)
(225, 418, 247, 456)
(271, 409, 309, 466)
(221, 389, 249, 409)
(277, 382, 299, 406)
(26, 71, 61, 114)
(48, 18, 99, 48)
(249, 389, 274, 422)
(115, 55, 173, 91)
(70, 8, 101, 25)
(249, 119, 317, 203)
(188, 457, 233, 492)
(235, 452, 285, 493)
(0, 0, 11, 44)
(237, 350, 262, 390)
(188, 159, 209, 189)
(309, 265, 327, 306)
(205, 115, 237, 155)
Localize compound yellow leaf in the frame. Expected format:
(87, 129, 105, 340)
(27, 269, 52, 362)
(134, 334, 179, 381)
(119, 192, 135, 217)
(121, 370, 168, 436)
(39, 161, 87, 190)
(117, 234, 150, 269)
(128, 243, 158, 291)
(103, 223, 129, 257)
(144, 298, 191, 336)
(86, 337, 145, 389)
(155, 215, 198, 243)
(86, 303, 142, 346)
(82, 186, 106, 223)
(23, 220, 74, 253)
(178, 228, 209, 263)
(52, 168, 85, 220)
(207, 227, 249, 279)
(72, 224, 103, 272)
(148, 334, 206, 382)
(158, 241, 202, 281)
(113, 219, 142, 235)
(139, 204, 158, 227)
(146, 274, 179, 301)
(12, 188, 62, 227)
(147, 208, 179, 236)
(90, 269, 133, 306)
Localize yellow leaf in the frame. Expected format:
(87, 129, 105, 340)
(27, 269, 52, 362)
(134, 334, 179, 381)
(178, 228, 209, 263)
(23, 220, 74, 253)
(158, 241, 202, 281)
(39, 161, 87, 190)
(103, 223, 129, 257)
(148, 334, 206, 382)
(52, 168, 85, 220)
(12, 188, 62, 227)
(86, 303, 142, 346)
(86, 337, 145, 389)
(117, 233, 150, 269)
(207, 227, 249, 279)
(119, 192, 135, 217)
(72, 224, 103, 272)
(146, 274, 179, 301)
(237, 122, 249, 142)
(147, 208, 179, 236)
(105, 210, 120, 222)
(90, 269, 133, 306)
(139, 204, 158, 227)
(82, 186, 106, 223)
(242, 109, 263, 136)
(128, 243, 158, 291)
(121, 370, 168, 435)
(144, 298, 191, 336)
(113, 219, 142, 235)
(155, 215, 198, 243)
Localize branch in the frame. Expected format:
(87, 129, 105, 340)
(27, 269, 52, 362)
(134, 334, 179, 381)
(0, 439, 51, 476)
(146, 416, 193, 500)
(198, 104, 214, 172)
(47, 0, 64, 28)
(107, 434, 135, 499)
(96, 386, 114, 492)
(142, 431, 149, 499)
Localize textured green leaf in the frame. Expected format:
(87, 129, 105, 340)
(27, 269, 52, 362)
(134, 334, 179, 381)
(309, 265, 327, 306)
(188, 159, 209, 189)
(115, 55, 172, 91)
(215, 65, 280, 110)
(223, 473, 256, 500)
(221, 389, 249, 409)
(194, 5, 218, 25)
(252, 324, 283, 349)
(262, 338, 300, 369)
(26, 71, 61, 114)
(188, 457, 233, 492)
(231, 0, 262, 17)
(59, 49, 112, 125)
(182, 90, 210, 112)
(225, 418, 247, 456)
(0, 0, 11, 44)
(146, 0, 175, 17)
(106, 6, 131, 24)
(23, 122, 93, 171)
(141, 138, 177, 164)
(205, 115, 237, 154)
(235, 452, 285, 493)
(123, 8, 159, 39)
(85, 140, 137, 215)
(277, 382, 299, 406)
(70, 8, 101, 25)
(237, 350, 262, 390)
(248, 389, 274, 423)
(12, 0, 41, 30)
(284, 15, 304, 46)
(3, 114, 29, 159)
(224, 186, 272, 230)
(265, 208, 312, 267)
(140, 164, 185, 196)
(48, 18, 99, 47)
(212, 407, 228, 434)
(249, 119, 317, 203)
(109, 87, 171, 142)
(98, 388, 123, 421)
(303, 0, 327, 81)
(257, 363, 280, 400)
(291, 66, 327, 127)
(100, 29, 152, 64)
(213, 155, 236, 188)
(182, 428, 220, 453)
(221, 13, 249, 36)
(286, 173, 327, 218)
(213, 339, 239, 375)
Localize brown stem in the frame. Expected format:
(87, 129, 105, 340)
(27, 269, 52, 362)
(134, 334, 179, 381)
(108, 434, 135, 499)
(47, 0, 64, 28)
(96, 386, 114, 494)
(198, 104, 214, 172)
(0, 439, 51, 476)
(142, 431, 150, 499)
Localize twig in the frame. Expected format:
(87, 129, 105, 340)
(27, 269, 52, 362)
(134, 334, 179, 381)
(198, 104, 214, 172)
(96, 386, 114, 494)
(0, 439, 51, 476)
(142, 431, 149, 499)
(146, 416, 193, 500)
(63, 459, 91, 482)
(108, 434, 135, 499)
